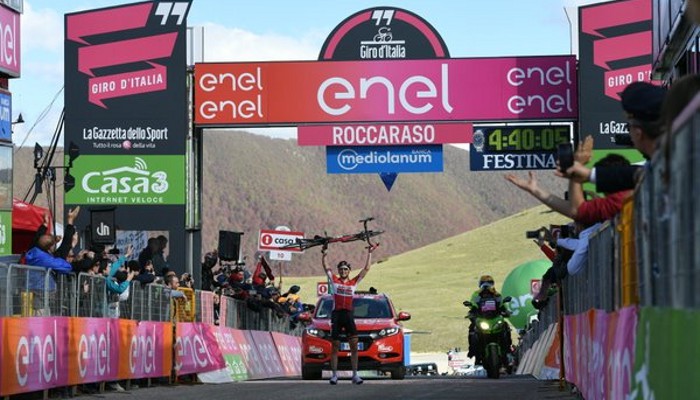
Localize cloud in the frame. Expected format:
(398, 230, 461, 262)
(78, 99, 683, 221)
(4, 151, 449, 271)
(22, 2, 63, 53)
(196, 24, 324, 139)
(200, 23, 322, 62)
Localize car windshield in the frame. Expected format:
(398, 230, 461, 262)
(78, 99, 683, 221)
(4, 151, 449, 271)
(315, 297, 393, 319)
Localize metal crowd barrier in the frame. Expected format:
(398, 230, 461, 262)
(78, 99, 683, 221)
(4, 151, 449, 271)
(0, 262, 303, 335)
(633, 93, 700, 309)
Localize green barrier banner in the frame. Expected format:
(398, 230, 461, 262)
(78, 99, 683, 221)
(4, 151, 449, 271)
(501, 259, 550, 330)
(0, 210, 10, 255)
(65, 155, 185, 205)
(629, 307, 700, 400)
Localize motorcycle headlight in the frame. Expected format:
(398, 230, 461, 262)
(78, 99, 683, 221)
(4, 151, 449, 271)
(378, 327, 399, 337)
(306, 328, 325, 338)
(479, 321, 490, 330)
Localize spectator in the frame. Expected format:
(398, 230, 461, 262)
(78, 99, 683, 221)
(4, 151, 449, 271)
(560, 82, 666, 191)
(180, 272, 195, 289)
(201, 250, 219, 290)
(155, 235, 169, 271)
(135, 260, 156, 284)
(138, 238, 158, 269)
(252, 254, 275, 290)
(506, 142, 632, 226)
(166, 274, 186, 299)
(105, 246, 136, 318)
(24, 223, 74, 316)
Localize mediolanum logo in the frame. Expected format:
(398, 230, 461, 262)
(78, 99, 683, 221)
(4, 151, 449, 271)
(67, 155, 185, 205)
(82, 157, 168, 194)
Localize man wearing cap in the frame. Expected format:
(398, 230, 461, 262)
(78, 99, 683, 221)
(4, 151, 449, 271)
(560, 81, 666, 192)
(322, 244, 376, 385)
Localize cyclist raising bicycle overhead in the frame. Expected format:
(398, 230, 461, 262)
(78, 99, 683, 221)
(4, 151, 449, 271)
(322, 243, 376, 385)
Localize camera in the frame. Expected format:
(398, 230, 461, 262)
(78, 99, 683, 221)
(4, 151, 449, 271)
(525, 230, 541, 239)
(549, 224, 572, 240)
(557, 143, 574, 171)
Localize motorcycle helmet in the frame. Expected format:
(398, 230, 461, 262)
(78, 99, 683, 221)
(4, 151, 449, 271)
(478, 275, 495, 290)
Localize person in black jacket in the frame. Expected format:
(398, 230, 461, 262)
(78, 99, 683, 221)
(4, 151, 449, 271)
(559, 81, 666, 192)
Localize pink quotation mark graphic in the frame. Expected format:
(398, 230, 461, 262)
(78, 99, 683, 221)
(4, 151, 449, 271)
(68, 2, 190, 108)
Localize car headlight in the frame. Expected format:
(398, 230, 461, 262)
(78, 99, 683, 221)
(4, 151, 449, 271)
(479, 321, 490, 330)
(378, 327, 399, 337)
(306, 328, 326, 338)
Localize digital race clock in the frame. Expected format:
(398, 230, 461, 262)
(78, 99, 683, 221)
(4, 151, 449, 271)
(481, 125, 571, 152)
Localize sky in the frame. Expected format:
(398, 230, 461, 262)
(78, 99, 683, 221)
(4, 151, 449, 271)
(9, 0, 610, 148)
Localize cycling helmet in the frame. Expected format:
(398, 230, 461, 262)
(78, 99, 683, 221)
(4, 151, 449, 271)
(478, 275, 495, 289)
(289, 285, 301, 294)
(337, 261, 351, 270)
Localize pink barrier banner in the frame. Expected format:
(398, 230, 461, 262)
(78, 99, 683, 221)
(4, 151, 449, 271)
(1, 317, 70, 396)
(563, 313, 578, 385)
(234, 330, 268, 379)
(175, 323, 226, 376)
(212, 326, 248, 381)
(607, 306, 637, 400)
(589, 310, 610, 400)
(249, 331, 285, 378)
(297, 122, 473, 146)
(564, 307, 638, 400)
(577, 311, 593, 397)
(119, 320, 173, 379)
(68, 318, 119, 385)
(195, 56, 577, 126)
(0, 6, 20, 77)
(271, 332, 302, 377)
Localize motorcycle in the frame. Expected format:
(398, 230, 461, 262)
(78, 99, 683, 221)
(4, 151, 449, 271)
(463, 296, 512, 379)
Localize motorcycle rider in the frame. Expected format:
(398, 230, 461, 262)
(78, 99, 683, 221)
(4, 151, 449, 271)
(465, 275, 512, 365)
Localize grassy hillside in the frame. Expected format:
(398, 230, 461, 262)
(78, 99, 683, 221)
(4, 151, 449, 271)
(13, 132, 568, 277)
(281, 204, 568, 353)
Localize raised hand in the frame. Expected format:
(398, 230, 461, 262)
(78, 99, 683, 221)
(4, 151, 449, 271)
(505, 171, 538, 193)
(575, 136, 594, 165)
(125, 244, 134, 258)
(67, 206, 81, 225)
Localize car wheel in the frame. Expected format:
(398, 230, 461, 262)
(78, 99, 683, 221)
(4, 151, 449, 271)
(391, 367, 406, 380)
(301, 365, 322, 380)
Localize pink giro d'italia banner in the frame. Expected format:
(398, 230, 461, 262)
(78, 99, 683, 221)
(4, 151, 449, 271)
(564, 307, 638, 400)
(68, 318, 120, 385)
(234, 330, 268, 379)
(118, 320, 173, 380)
(212, 326, 249, 381)
(1, 317, 71, 396)
(195, 56, 577, 126)
(271, 332, 302, 377)
(175, 323, 226, 376)
(608, 306, 637, 400)
(249, 331, 285, 378)
(0, 6, 20, 77)
(297, 122, 473, 146)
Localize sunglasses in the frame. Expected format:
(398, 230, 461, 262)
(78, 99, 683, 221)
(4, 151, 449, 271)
(338, 267, 350, 271)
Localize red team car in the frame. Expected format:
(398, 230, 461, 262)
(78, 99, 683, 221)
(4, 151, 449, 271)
(301, 292, 411, 380)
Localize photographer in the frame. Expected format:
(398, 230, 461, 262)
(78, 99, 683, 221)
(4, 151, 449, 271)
(180, 272, 194, 289)
(531, 222, 601, 307)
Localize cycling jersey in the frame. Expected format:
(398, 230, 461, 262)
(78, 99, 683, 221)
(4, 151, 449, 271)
(326, 269, 362, 310)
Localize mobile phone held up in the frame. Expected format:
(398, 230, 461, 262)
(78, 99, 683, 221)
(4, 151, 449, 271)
(557, 143, 574, 172)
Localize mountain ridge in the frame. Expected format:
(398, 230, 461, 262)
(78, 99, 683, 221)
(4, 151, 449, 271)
(12, 131, 567, 276)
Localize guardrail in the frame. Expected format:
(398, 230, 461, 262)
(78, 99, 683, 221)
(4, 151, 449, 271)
(0, 262, 302, 335)
(516, 93, 700, 396)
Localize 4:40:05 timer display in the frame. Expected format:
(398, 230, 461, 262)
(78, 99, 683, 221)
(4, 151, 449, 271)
(485, 126, 570, 152)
